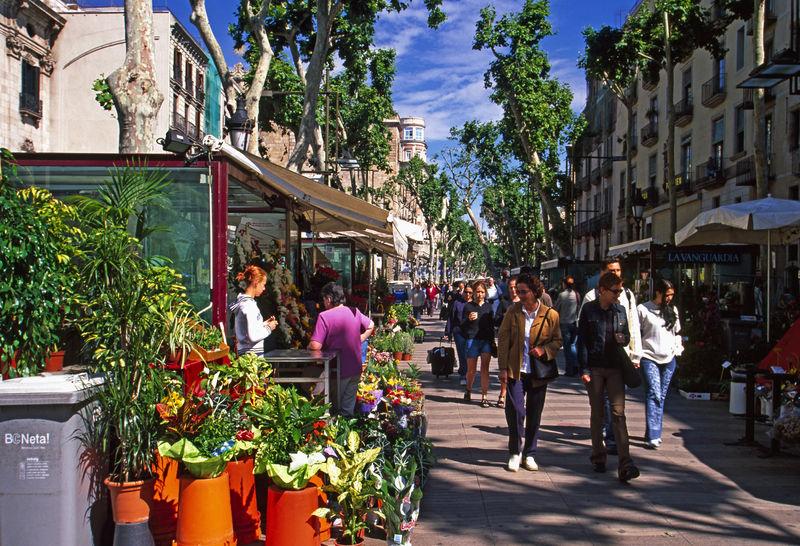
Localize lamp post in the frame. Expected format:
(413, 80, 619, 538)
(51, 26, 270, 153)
(226, 95, 254, 151)
(631, 189, 646, 240)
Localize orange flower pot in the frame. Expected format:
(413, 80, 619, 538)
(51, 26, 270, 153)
(104, 477, 155, 524)
(308, 474, 330, 542)
(45, 350, 65, 372)
(226, 457, 261, 544)
(175, 473, 235, 546)
(149, 453, 180, 546)
(266, 484, 320, 546)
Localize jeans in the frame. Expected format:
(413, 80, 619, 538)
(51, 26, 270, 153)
(560, 323, 579, 375)
(641, 357, 677, 442)
(453, 332, 468, 378)
(465, 338, 492, 358)
(587, 367, 632, 469)
(505, 374, 548, 457)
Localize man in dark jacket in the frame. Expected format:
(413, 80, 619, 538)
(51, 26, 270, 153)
(578, 271, 640, 482)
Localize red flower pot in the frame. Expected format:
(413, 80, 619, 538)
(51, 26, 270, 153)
(175, 473, 235, 546)
(45, 350, 65, 372)
(226, 456, 261, 544)
(104, 477, 155, 524)
(265, 484, 320, 546)
(149, 453, 180, 545)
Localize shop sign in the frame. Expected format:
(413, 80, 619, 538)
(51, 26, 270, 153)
(658, 245, 753, 265)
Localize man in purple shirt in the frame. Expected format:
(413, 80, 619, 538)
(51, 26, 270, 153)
(309, 282, 374, 415)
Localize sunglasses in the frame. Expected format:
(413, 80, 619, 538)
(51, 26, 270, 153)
(516, 289, 531, 295)
(606, 287, 623, 295)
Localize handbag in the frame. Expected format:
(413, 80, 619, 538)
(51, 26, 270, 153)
(614, 344, 642, 388)
(530, 309, 558, 381)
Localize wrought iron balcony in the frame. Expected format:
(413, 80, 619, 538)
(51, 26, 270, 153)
(673, 172, 694, 195)
(695, 159, 728, 190)
(701, 74, 726, 108)
(598, 211, 613, 230)
(591, 166, 601, 186)
(641, 186, 660, 209)
(171, 111, 187, 135)
(641, 120, 658, 147)
(19, 92, 42, 118)
(172, 66, 182, 87)
(674, 95, 693, 127)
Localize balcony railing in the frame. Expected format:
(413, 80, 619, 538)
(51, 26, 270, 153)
(695, 159, 728, 190)
(641, 186, 660, 209)
(674, 95, 693, 127)
(701, 74, 726, 107)
(642, 75, 658, 91)
(19, 92, 42, 118)
(591, 166, 601, 186)
(733, 156, 755, 186)
(641, 120, 658, 147)
(195, 85, 205, 103)
(171, 111, 187, 134)
(602, 156, 613, 176)
(172, 66, 182, 86)
(673, 172, 694, 195)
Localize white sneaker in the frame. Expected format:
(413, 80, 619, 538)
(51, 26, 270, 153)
(459, 378, 467, 386)
(507, 454, 521, 472)
(522, 456, 539, 471)
(646, 439, 662, 449)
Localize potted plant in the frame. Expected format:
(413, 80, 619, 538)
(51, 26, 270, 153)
(314, 431, 382, 546)
(391, 333, 404, 362)
(399, 333, 414, 361)
(377, 458, 423, 546)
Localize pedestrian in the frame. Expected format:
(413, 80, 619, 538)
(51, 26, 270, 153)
(498, 269, 511, 300)
(494, 275, 520, 406)
(439, 281, 452, 320)
(486, 276, 501, 314)
(425, 280, 440, 316)
(410, 283, 426, 321)
(554, 276, 581, 376)
(497, 274, 562, 472)
(308, 282, 375, 416)
(230, 265, 278, 356)
(534, 282, 553, 307)
(638, 279, 683, 449)
(578, 271, 640, 482)
(581, 258, 641, 455)
(461, 281, 494, 407)
(446, 281, 470, 385)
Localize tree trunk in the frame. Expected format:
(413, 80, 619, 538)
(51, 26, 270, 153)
(540, 200, 553, 258)
(624, 100, 634, 242)
(664, 11, 677, 245)
(500, 194, 522, 265)
(287, 0, 340, 173)
(463, 198, 495, 275)
(753, 0, 767, 198)
(107, 0, 163, 153)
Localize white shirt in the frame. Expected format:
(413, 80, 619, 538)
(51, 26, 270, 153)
(580, 287, 642, 364)
(521, 302, 542, 374)
(638, 301, 684, 364)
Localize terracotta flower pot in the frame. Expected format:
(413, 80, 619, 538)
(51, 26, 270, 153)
(149, 453, 180, 546)
(266, 484, 320, 546)
(104, 477, 155, 524)
(402, 353, 413, 361)
(334, 537, 365, 546)
(392, 352, 403, 361)
(226, 456, 261, 544)
(45, 350, 65, 372)
(308, 474, 330, 542)
(175, 473, 235, 546)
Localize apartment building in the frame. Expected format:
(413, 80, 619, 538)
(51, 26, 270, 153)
(572, 0, 800, 276)
(2, 0, 222, 154)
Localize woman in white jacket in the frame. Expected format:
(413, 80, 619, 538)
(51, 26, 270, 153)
(230, 265, 278, 356)
(638, 279, 683, 449)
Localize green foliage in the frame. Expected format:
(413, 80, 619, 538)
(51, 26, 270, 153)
(91, 75, 114, 111)
(188, 325, 224, 351)
(579, 25, 640, 96)
(394, 332, 414, 355)
(0, 162, 83, 375)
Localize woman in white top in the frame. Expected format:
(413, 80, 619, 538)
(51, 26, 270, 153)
(229, 265, 278, 356)
(637, 279, 683, 449)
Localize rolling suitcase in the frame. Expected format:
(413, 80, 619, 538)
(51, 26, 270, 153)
(427, 338, 455, 378)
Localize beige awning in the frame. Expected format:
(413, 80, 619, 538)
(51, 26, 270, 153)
(607, 237, 653, 257)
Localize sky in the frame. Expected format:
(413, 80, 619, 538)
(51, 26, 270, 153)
(166, 0, 640, 160)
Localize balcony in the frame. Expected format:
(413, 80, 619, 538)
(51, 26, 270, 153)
(195, 85, 205, 103)
(673, 172, 694, 196)
(641, 120, 658, 147)
(589, 217, 602, 234)
(674, 95, 693, 127)
(171, 111, 187, 135)
(579, 173, 591, 192)
(695, 159, 728, 190)
(590, 166, 601, 186)
(701, 74, 726, 108)
(172, 66, 182, 87)
(598, 211, 613, 230)
(641, 186, 660, 209)
(19, 92, 42, 119)
(733, 156, 755, 186)
(602, 156, 613, 176)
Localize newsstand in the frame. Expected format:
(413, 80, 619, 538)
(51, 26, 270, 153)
(0, 373, 106, 546)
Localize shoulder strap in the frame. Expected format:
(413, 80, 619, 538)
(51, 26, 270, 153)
(531, 308, 551, 348)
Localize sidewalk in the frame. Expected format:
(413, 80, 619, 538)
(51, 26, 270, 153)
(408, 317, 800, 545)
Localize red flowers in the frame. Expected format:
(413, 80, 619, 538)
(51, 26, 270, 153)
(236, 429, 254, 441)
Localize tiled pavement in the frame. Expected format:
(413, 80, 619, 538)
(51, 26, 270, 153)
(402, 317, 800, 545)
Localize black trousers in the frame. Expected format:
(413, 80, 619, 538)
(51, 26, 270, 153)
(505, 373, 548, 457)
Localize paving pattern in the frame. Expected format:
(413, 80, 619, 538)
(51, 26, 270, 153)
(404, 316, 800, 545)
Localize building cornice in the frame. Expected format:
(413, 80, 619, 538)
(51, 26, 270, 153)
(171, 18, 207, 67)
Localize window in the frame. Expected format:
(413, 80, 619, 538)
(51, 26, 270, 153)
(631, 113, 637, 141)
(790, 186, 799, 201)
(736, 26, 745, 70)
(593, 192, 600, 214)
(682, 67, 692, 100)
(715, 56, 726, 88)
(734, 106, 745, 154)
(619, 171, 626, 202)
(791, 110, 800, 151)
(648, 154, 657, 187)
(196, 73, 204, 98)
(21, 60, 40, 112)
(403, 128, 414, 140)
(173, 50, 182, 82)
(414, 127, 424, 140)
(606, 135, 613, 157)
(404, 150, 411, 161)
(648, 96, 658, 123)
(712, 117, 724, 168)
(680, 136, 692, 179)
(185, 61, 193, 95)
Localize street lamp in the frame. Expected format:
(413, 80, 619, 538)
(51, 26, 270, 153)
(226, 95, 254, 150)
(631, 189, 646, 240)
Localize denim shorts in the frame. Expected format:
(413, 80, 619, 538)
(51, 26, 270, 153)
(465, 338, 492, 358)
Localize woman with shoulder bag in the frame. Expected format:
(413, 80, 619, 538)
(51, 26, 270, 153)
(461, 281, 495, 407)
(578, 272, 640, 482)
(638, 279, 684, 449)
(497, 274, 562, 472)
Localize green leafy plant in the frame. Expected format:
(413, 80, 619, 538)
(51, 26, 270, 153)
(188, 325, 224, 351)
(206, 352, 272, 408)
(0, 167, 83, 375)
(377, 457, 423, 546)
(398, 332, 414, 355)
(314, 431, 382, 545)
